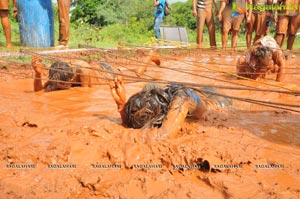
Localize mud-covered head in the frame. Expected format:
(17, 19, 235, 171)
(124, 88, 171, 129)
(250, 46, 273, 70)
(46, 61, 74, 91)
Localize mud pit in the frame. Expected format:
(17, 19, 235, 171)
(0, 49, 300, 199)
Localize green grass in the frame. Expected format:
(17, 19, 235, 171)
(0, 17, 299, 52)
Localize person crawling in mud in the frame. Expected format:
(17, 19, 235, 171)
(110, 77, 231, 139)
(32, 55, 115, 92)
(32, 51, 159, 92)
(236, 36, 285, 82)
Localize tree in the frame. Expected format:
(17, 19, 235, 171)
(71, 0, 153, 28)
(71, 0, 102, 25)
(164, 0, 196, 29)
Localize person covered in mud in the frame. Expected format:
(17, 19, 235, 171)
(110, 77, 231, 139)
(32, 55, 115, 92)
(236, 36, 285, 82)
(192, 0, 218, 48)
(217, 0, 245, 50)
(246, 0, 272, 47)
(32, 51, 161, 92)
(274, 0, 300, 50)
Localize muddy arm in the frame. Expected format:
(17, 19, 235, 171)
(246, 0, 252, 23)
(34, 74, 43, 92)
(213, 0, 218, 15)
(136, 50, 160, 77)
(109, 77, 127, 125)
(153, 0, 160, 6)
(32, 56, 45, 92)
(192, 0, 197, 16)
(236, 55, 249, 77)
(217, 1, 227, 21)
(275, 54, 285, 82)
(160, 94, 205, 138)
(159, 97, 190, 138)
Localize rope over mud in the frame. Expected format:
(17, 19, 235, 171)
(0, 48, 300, 198)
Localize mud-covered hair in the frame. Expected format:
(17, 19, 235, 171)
(46, 61, 74, 91)
(48, 61, 74, 81)
(251, 46, 272, 59)
(251, 46, 272, 67)
(124, 88, 171, 129)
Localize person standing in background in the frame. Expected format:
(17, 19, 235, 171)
(153, 0, 166, 39)
(192, 0, 217, 48)
(57, 0, 71, 47)
(285, 0, 300, 50)
(246, 0, 272, 48)
(0, 0, 17, 48)
(217, 0, 245, 50)
(274, 0, 300, 50)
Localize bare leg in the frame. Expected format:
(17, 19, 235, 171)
(246, 20, 253, 48)
(57, 0, 71, 46)
(196, 9, 209, 48)
(222, 30, 228, 50)
(231, 30, 239, 51)
(274, 33, 285, 47)
(246, 32, 252, 48)
(0, 10, 12, 48)
(206, 11, 217, 48)
(196, 20, 204, 48)
(287, 34, 295, 50)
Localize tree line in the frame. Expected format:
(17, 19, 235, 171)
(71, 0, 198, 31)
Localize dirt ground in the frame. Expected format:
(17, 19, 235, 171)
(0, 48, 300, 199)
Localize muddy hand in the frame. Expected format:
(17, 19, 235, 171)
(32, 55, 43, 75)
(13, 10, 18, 21)
(217, 14, 222, 22)
(192, 9, 197, 17)
(149, 50, 160, 66)
(110, 76, 126, 111)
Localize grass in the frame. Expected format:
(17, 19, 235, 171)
(0, 16, 299, 52)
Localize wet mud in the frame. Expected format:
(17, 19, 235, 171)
(0, 49, 300, 199)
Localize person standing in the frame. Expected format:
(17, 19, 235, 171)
(192, 0, 217, 48)
(57, 0, 71, 47)
(286, 0, 300, 50)
(287, 14, 300, 50)
(0, 0, 17, 48)
(246, 0, 272, 48)
(153, 0, 166, 39)
(274, 0, 300, 50)
(217, 0, 245, 50)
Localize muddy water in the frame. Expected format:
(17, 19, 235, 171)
(0, 50, 300, 198)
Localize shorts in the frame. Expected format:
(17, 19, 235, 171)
(222, 7, 244, 32)
(246, 12, 267, 35)
(197, 7, 214, 30)
(0, 0, 9, 10)
(276, 15, 300, 35)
